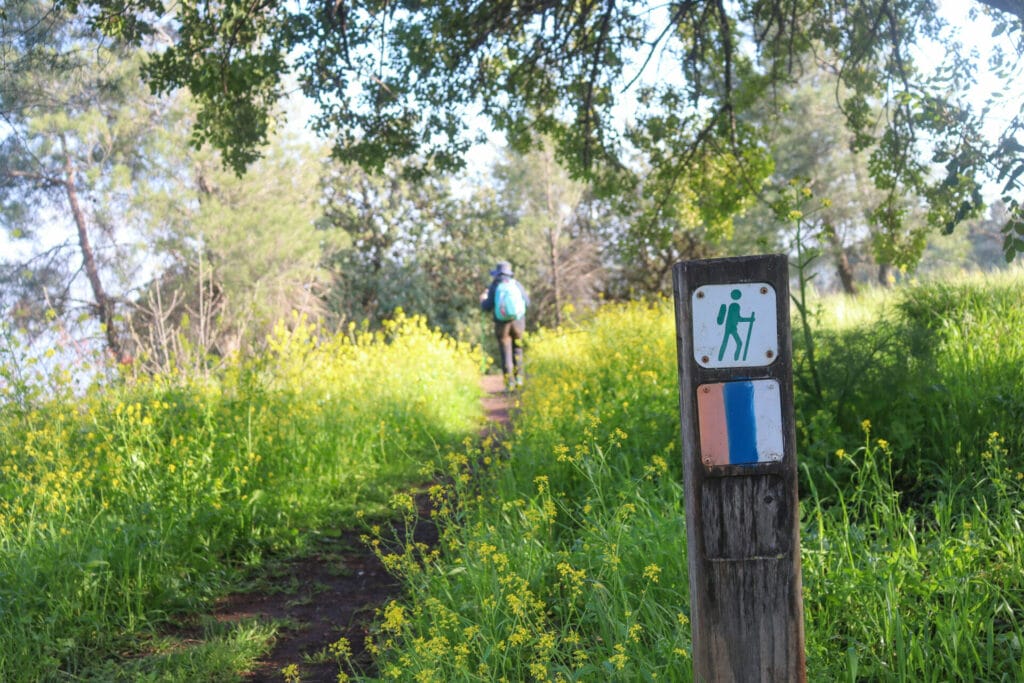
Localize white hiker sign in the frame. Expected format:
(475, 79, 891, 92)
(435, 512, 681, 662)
(692, 283, 778, 369)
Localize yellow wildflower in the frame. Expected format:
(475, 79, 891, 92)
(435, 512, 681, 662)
(609, 643, 629, 671)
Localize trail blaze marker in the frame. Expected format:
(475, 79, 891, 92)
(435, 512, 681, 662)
(673, 255, 806, 682)
(697, 379, 784, 467)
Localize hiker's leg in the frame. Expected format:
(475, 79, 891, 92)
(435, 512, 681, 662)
(510, 319, 525, 384)
(495, 321, 515, 386)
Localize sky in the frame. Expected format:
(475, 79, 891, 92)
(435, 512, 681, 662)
(934, 1, 1022, 131)
(934, 1, 1022, 201)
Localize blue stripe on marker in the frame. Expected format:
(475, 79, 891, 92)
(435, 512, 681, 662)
(723, 381, 757, 464)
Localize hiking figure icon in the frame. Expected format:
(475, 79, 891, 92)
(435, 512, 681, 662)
(691, 282, 777, 369)
(716, 289, 755, 362)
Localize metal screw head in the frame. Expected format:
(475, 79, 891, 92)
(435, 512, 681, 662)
(760, 286, 769, 294)
(702, 386, 711, 394)
(696, 290, 705, 299)
(766, 350, 775, 359)
(701, 355, 710, 364)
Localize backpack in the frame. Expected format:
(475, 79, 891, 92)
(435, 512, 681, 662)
(494, 279, 526, 321)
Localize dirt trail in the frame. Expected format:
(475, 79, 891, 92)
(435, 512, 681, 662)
(479, 372, 514, 430)
(215, 374, 513, 682)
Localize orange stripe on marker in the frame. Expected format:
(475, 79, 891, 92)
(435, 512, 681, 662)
(697, 383, 729, 466)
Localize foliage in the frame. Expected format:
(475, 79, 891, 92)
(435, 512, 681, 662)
(737, 58, 928, 291)
(801, 428, 1024, 680)
(491, 144, 605, 325)
(320, 159, 511, 339)
(61, 0, 1024, 263)
(365, 302, 686, 680)
(919, 200, 1017, 274)
(0, 1, 179, 358)
(598, 156, 746, 298)
(798, 269, 1024, 491)
(0, 312, 481, 681)
(128, 131, 337, 367)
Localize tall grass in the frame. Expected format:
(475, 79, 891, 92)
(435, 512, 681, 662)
(802, 429, 1024, 681)
(369, 269, 1024, 681)
(366, 302, 692, 679)
(0, 312, 481, 681)
(800, 269, 1024, 489)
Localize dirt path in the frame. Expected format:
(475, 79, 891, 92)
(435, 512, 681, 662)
(479, 372, 514, 431)
(214, 374, 513, 682)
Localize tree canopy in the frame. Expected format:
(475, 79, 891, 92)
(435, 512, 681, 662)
(59, 0, 1024, 262)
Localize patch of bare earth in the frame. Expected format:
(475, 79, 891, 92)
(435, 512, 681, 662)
(212, 374, 513, 682)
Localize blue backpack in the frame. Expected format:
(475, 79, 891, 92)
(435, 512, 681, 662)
(494, 279, 526, 321)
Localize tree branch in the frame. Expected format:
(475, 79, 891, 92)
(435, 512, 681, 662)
(3, 168, 63, 189)
(715, 0, 736, 146)
(974, 0, 1024, 24)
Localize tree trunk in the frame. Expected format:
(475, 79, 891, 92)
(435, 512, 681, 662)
(877, 262, 892, 288)
(548, 226, 562, 326)
(62, 140, 125, 361)
(836, 250, 857, 295)
(543, 152, 563, 327)
(825, 228, 857, 295)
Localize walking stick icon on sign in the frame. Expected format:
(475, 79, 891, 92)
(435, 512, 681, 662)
(716, 289, 756, 362)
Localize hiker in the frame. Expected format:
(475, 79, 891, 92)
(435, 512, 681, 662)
(480, 261, 529, 391)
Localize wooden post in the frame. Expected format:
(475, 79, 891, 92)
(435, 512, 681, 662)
(672, 255, 806, 682)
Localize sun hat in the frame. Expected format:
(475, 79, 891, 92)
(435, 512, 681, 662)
(490, 261, 513, 276)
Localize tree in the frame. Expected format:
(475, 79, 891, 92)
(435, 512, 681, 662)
(918, 199, 1018, 273)
(1, 1, 170, 360)
(416, 190, 512, 338)
(734, 56, 935, 294)
(966, 201, 1018, 268)
(491, 144, 604, 327)
(62, 0, 1024, 265)
(319, 158, 510, 338)
(127, 132, 335, 368)
(598, 142, 762, 298)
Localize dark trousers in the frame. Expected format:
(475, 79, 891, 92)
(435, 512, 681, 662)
(494, 318, 525, 378)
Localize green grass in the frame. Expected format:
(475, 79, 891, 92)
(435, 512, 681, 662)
(0, 312, 482, 681)
(79, 619, 277, 683)
(799, 269, 1024, 488)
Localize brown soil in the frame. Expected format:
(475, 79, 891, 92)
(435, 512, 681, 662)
(212, 374, 513, 682)
(479, 372, 514, 430)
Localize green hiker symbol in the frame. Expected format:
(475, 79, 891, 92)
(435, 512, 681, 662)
(717, 289, 756, 362)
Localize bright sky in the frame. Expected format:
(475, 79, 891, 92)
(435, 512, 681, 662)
(932, 1, 1022, 199)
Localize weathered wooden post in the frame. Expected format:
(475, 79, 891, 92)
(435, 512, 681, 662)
(672, 255, 806, 682)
